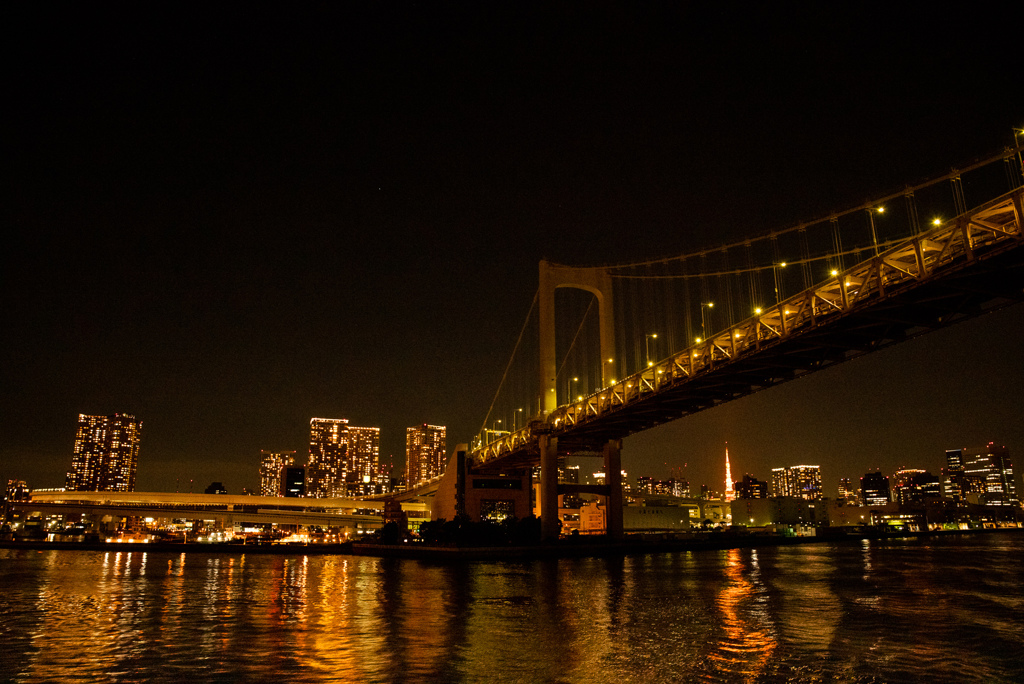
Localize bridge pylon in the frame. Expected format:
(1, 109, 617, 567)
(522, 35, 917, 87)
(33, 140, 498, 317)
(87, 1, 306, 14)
(538, 260, 616, 416)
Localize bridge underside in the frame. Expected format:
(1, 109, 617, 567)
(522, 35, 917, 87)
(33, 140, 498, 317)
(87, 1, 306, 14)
(560, 246, 1024, 446)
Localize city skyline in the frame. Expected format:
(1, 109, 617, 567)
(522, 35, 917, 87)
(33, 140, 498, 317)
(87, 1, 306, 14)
(3, 5, 1023, 495)
(23, 404, 1024, 501)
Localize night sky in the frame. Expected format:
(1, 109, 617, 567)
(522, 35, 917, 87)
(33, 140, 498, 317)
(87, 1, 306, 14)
(4, 3, 1023, 496)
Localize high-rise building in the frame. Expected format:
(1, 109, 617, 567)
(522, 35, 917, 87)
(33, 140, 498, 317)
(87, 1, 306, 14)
(943, 448, 986, 504)
(770, 465, 822, 500)
(348, 425, 384, 497)
(66, 413, 141, 492)
(860, 471, 891, 506)
(892, 468, 941, 505)
(308, 418, 347, 498)
(961, 443, 1017, 507)
(405, 424, 447, 489)
(307, 418, 383, 498)
(259, 450, 296, 497)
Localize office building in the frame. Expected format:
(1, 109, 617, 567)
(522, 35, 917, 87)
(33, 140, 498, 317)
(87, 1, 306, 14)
(405, 424, 447, 489)
(283, 466, 306, 498)
(259, 450, 297, 497)
(860, 471, 891, 506)
(892, 468, 941, 505)
(65, 413, 141, 492)
(961, 443, 1017, 507)
(770, 465, 822, 500)
(736, 474, 768, 499)
(837, 478, 859, 505)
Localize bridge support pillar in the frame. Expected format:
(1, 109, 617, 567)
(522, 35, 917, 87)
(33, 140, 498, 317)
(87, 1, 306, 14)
(539, 434, 559, 542)
(604, 440, 623, 540)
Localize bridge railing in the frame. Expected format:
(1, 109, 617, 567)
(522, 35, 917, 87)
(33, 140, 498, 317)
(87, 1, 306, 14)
(472, 186, 1022, 464)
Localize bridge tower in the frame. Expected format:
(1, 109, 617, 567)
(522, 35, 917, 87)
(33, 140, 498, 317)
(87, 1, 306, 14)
(538, 260, 621, 541)
(538, 260, 616, 415)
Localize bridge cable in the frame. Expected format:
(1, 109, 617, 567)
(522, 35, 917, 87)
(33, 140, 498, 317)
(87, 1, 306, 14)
(554, 296, 595, 391)
(596, 143, 1024, 270)
(798, 227, 812, 290)
(477, 290, 539, 437)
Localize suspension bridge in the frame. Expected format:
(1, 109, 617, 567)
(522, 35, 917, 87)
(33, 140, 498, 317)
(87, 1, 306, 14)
(433, 143, 1024, 540)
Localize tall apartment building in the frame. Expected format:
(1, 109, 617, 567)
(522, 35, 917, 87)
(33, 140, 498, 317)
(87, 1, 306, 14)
(770, 465, 822, 500)
(259, 450, 297, 497)
(405, 424, 447, 489)
(307, 418, 384, 498)
(66, 413, 142, 492)
(348, 425, 385, 497)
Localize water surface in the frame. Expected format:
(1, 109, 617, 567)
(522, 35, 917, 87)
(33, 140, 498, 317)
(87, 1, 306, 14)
(2, 533, 1022, 682)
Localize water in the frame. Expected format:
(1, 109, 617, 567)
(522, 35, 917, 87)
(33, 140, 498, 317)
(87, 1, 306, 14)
(2, 533, 1023, 682)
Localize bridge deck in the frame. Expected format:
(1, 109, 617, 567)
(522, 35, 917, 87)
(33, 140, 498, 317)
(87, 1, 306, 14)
(473, 187, 1023, 469)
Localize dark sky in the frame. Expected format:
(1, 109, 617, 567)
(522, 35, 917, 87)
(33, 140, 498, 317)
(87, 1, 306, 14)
(3, 3, 1022, 495)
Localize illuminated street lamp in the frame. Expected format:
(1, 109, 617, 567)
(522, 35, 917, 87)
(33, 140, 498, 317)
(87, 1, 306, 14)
(700, 302, 714, 341)
(867, 206, 885, 255)
(772, 262, 787, 304)
(565, 377, 578, 404)
(645, 333, 658, 367)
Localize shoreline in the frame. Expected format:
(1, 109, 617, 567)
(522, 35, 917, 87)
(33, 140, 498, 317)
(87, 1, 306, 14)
(2, 526, 1019, 560)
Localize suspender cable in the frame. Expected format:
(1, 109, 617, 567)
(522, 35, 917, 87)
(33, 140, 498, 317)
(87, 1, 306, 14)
(478, 290, 538, 438)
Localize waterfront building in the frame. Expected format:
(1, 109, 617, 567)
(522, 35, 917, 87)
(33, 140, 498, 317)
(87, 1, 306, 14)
(770, 465, 822, 500)
(307, 418, 384, 498)
(860, 471, 891, 506)
(405, 424, 447, 489)
(961, 443, 1018, 507)
(259, 450, 296, 497)
(731, 497, 816, 528)
(65, 413, 142, 493)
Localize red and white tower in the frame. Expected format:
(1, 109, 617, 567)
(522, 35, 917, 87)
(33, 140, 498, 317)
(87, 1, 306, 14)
(724, 443, 735, 502)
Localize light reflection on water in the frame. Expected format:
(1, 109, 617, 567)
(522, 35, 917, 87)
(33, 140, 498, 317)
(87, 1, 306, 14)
(2, 534, 1024, 682)
(706, 547, 777, 681)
